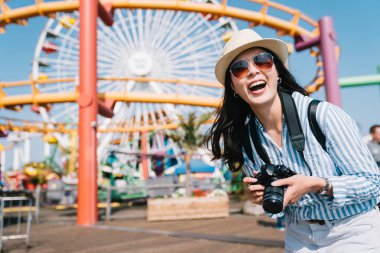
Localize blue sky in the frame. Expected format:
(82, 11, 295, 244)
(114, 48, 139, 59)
(1, 0, 380, 168)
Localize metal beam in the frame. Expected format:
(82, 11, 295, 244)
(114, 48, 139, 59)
(339, 74, 380, 88)
(0, 92, 221, 108)
(0, 1, 317, 37)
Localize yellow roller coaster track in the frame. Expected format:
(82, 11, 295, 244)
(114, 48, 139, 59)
(0, 118, 214, 134)
(0, 0, 324, 128)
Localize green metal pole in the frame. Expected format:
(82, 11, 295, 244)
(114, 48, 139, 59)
(339, 74, 380, 88)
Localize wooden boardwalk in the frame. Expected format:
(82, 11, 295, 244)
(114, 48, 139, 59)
(2, 202, 285, 253)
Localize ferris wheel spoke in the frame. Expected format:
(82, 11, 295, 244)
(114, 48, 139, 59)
(53, 45, 79, 60)
(136, 9, 146, 49)
(147, 10, 170, 49)
(115, 10, 138, 51)
(166, 34, 224, 61)
(173, 54, 221, 66)
(143, 9, 153, 45)
(158, 13, 199, 49)
(98, 24, 124, 48)
(112, 10, 137, 49)
(98, 42, 125, 63)
(166, 19, 223, 54)
(49, 106, 77, 124)
(157, 15, 202, 51)
(126, 10, 142, 51)
(149, 11, 178, 49)
(98, 26, 128, 56)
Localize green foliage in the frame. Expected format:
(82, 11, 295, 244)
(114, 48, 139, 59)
(170, 111, 213, 152)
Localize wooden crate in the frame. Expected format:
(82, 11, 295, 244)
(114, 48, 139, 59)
(147, 196, 229, 221)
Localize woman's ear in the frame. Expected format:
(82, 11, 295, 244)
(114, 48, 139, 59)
(231, 84, 239, 98)
(230, 82, 237, 93)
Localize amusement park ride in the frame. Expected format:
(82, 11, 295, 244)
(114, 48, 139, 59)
(0, 0, 348, 225)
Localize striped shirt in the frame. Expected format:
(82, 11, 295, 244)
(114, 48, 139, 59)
(242, 92, 380, 221)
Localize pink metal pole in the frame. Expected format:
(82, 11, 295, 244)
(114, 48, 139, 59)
(319, 16, 342, 106)
(78, 0, 98, 225)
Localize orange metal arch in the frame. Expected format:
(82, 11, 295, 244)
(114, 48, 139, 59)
(0, 91, 221, 108)
(0, 77, 222, 89)
(1, 0, 319, 37)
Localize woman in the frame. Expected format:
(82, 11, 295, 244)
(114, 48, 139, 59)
(205, 29, 380, 252)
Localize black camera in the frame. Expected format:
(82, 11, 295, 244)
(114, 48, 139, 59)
(252, 164, 296, 214)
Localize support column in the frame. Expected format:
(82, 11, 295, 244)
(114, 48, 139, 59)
(319, 16, 341, 106)
(0, 149, 5, 173)
(24, 137, 30, 164)
(78, 0, 98, 225)
(141, 131, 149, 180)
(13, 146, 19, 171)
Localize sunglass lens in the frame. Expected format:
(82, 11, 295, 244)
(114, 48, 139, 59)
(230, 60, 249, 78)
(253, 53, 273, 70)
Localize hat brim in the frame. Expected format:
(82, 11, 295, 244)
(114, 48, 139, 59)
(215, 38, 289, 85)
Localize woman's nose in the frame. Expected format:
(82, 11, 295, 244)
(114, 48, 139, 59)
(246, 61, 260, 77)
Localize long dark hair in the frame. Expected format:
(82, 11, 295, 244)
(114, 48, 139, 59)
(204, 48, 308, 172)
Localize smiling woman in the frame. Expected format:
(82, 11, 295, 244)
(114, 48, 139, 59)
(204, 29, 380, 253)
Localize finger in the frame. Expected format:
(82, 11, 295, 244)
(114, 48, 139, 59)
(248, 184, 265, 192)
(282, 188, 296, 208)
(243, 177, 257, 185)
(252, 190, 264, 197)
(282, 195, 290, 209)
(271, 178, 291, 187)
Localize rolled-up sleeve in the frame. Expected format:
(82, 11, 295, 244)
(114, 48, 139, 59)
(321, 103, 380, 207)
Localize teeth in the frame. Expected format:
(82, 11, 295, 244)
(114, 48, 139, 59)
(249, 81, 266, 89)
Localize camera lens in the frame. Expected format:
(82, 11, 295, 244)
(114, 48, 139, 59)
(263, 186, 284, 214)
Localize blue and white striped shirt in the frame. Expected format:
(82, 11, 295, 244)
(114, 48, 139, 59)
(242, 92, 380, 221)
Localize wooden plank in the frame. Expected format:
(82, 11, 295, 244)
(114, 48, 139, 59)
(147, 196, 229, 221)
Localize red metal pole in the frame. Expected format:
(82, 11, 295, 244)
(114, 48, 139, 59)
(78, 0, 98, 225)
(319, 16, 342, 106)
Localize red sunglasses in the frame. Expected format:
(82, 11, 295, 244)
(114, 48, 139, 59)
(230, 52, 274, 79)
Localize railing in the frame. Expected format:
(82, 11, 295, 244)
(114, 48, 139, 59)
(4, 179, 226, 224)
(0, 196, 33, 251)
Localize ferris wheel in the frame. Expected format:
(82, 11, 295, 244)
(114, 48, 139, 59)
(31, 0, 238, 164)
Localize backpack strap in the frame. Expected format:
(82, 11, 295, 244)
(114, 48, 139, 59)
(279, 90, 305, 153)
(307, 100, 327, 152)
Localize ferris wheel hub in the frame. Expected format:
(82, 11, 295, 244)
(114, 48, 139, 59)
(128, 52, 153, 76)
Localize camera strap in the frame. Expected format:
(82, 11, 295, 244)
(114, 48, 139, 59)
(246, 118, 271, 165)
(244, 90, 313, 175)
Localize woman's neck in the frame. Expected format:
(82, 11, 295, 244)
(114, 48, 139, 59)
(251, 95, 283, 132)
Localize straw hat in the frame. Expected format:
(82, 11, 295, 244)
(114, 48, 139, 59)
(215, 29, 289, 85)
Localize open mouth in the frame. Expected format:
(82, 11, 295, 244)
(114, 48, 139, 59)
(249, 81, 266, 92)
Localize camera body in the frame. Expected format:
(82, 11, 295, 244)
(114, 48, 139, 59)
(253, 164, 296, 214)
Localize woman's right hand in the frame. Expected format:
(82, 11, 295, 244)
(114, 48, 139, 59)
(243, 171, 265, 205)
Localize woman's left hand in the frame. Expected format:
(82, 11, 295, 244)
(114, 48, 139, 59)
(271, 175, 325, 208)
